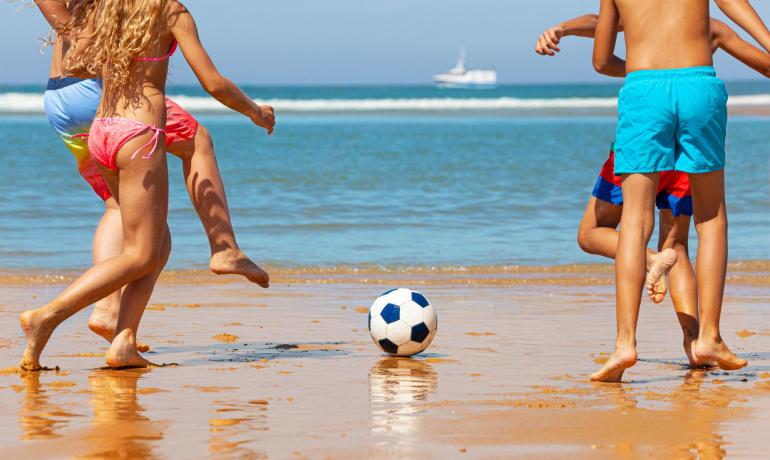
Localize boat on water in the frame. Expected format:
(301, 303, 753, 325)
(434, 49, 497, 89)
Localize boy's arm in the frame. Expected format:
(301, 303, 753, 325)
(593, 0, 626, 76)
(35, 0, 70, 35)
(712, 19, 770, 77)
(535, 14, 599, 56)
(714, 0, 770, 53)
(535, 14, 624, 56)
(168, 2, 275, 134)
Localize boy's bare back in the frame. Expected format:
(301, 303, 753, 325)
(616, 0, 712, 72)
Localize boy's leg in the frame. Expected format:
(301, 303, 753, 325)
(577, 197, 623, 258)
(87, 198, 123, 339)
(658, 210, 700, 367)
(591, 172, 659, 382)
(167, 126, 269, 288)
(689, 170, 747, 370)
(578, 196, 662, 264)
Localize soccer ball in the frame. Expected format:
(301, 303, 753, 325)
(368, 288, 437, 357)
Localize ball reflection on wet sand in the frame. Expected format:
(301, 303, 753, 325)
(369, 357, 438, 445)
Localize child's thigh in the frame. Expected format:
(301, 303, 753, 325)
(581, 197, 623, 230)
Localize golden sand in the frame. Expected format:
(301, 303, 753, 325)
(212, 333, 239, 343)
(0, 271, 768, 458)
(737, 330, 758, 338)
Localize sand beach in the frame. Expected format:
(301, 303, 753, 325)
(0, 264, 768, 459)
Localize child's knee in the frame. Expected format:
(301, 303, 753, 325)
(124, 249, 163, 278)
(195, 125, 214, 150)
(577, 229, 592, 254)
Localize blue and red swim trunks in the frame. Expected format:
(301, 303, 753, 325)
(592, 144, 693, 217)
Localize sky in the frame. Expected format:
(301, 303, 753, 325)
(2, 0, 770, 85)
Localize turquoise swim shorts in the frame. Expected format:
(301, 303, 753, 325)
(614, 66, 728, 175)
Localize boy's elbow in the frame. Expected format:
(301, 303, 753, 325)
(593, 58, 610, 74)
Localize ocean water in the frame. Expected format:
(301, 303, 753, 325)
(0, 84, 768, 270)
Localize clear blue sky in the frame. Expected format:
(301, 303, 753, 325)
(2, 0, 770, 85)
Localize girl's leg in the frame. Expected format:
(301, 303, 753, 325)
(87, 197, 123, 340)
(689, 170, 747, 370)
(657, 210, 700, 367)
(591, 173, 659, 382)
(167, 125, 269, 288)
(19, 132, 169, 371)
(106, 226, 172, 368)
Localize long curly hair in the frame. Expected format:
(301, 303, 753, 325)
(65, 0, 169, 104)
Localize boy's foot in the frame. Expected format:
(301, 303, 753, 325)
(693, 338, 748, 371)
(105, 329, 156, 369)
(210, 248, 270, 288)
(590, 346, 637, 383)
(19, 308, 57, 371)
(646, 249, 678, 304)
(88, 312, 151, 353)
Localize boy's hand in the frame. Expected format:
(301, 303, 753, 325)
(535, 25, 565, 56)
(252, 105, 275, 135)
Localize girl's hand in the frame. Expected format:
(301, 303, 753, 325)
(535, 25, 565, 56)
(251, 105, 276, 135)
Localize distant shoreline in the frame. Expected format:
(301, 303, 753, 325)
(0, 260, 767, 287)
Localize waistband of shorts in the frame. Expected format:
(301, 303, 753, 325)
(625, 66, 717, 83)
(46, 77, 101, 91)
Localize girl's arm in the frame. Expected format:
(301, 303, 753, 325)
(711, 19, 770, 77)
(714, 0, 770, 53)
(593, 0, 626, 76)
(168, 2, 275, 134)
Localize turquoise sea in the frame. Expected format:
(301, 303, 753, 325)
(0, 83, 767, 270)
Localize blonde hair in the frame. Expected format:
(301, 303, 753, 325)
(65, 0, 169, 102)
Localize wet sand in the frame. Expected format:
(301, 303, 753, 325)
(0, 265, 768, 459)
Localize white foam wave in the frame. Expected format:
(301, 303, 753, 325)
(3, 92, 770, 114)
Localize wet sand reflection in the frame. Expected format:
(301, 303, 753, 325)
(18, 371, 81, 441)
(369, 357, 438, 451)
(80, 368, 165, 459)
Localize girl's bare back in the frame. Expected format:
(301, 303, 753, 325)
(616, 0, 712, 72)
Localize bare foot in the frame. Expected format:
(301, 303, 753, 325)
(18, 309, 57, 372)
(693, 338, 748, 371)
(646, 249, 678, 304)
(88, 312, 151, 353)
(210, 248, 270, 288)
(683, 338, 701, 369)
(590, 346, 637, 383)
(105, 329, 156, 369)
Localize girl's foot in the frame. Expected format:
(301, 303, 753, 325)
(88, 311, 151, 352)
(210, 248, 270, 288)
(590, 346, 637, 383)
(693, 338, 748, 371)
(105, 329, 156, 369)
(646, 249, 678, 304)
(19, 308, 58, 371)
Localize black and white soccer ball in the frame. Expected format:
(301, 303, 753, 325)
(368, 288, 437, 357)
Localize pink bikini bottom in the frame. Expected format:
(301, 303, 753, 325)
(83, 118, 166, 171)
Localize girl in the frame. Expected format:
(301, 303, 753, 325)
(35, 0, 270, 351)
(19, 0, 275, 370)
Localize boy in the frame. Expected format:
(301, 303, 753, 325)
(536, 13, 770, 372)
(590, 0, 770, 382)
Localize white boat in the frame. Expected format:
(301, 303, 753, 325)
(434, 49, 497, 89)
